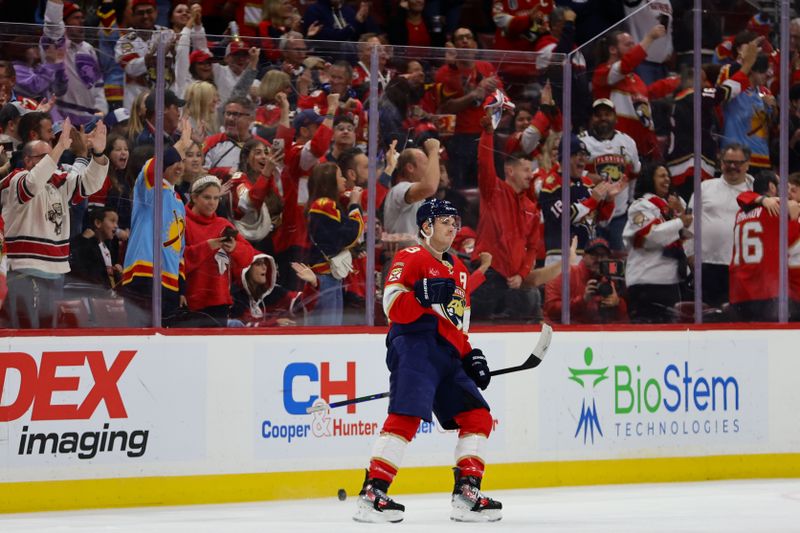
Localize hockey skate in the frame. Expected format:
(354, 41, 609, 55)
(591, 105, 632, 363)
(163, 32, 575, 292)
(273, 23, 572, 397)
(450, 472, 502, 522)
(353, 476, 405, 523)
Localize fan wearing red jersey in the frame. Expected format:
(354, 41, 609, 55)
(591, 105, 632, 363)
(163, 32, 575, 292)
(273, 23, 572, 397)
(354, 199, 501, 524)
(729, 173, 800, 321)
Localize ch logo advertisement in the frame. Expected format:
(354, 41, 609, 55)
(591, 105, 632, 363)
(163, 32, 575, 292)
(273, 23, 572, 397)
(0, 350, 149, 460)
(568, 346, 742, 445)
(258, 360, 441, 447)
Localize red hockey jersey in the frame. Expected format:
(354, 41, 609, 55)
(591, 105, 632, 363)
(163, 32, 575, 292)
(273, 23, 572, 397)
(729, 191, 800, 304)
(383, 246, 473, 356)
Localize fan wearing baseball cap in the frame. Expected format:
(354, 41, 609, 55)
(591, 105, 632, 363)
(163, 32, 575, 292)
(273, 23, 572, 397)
(577, 98, 641, 251)
(134, 89, 185, 147)
(543, 236, 628, 324)
(538, 132, 620, 265)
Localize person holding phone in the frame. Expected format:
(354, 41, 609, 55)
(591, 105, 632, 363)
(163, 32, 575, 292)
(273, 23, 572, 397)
(184, 175, 256, 325)
(622, 1, 673, 85)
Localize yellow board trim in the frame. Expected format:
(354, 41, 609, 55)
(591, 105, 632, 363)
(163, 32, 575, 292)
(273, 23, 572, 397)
(3, 454, 800, 514)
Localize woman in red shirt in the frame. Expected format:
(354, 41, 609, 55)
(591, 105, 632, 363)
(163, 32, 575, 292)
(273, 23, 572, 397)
(184, 176, 255, 325)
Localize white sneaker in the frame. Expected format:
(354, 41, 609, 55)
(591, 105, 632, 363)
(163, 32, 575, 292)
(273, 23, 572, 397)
(352, 479, 405, 523)
(450, 476, 502, 522)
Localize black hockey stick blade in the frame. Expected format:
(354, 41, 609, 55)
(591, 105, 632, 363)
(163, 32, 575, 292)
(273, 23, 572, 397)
(306, 323, 554, 414)
(488, 322, 552, 377)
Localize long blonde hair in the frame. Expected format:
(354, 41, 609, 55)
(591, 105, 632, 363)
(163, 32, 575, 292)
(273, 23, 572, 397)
(184, 81, 220, 135)
(259, 70, 291, 103)
(127, 90, 149, 142)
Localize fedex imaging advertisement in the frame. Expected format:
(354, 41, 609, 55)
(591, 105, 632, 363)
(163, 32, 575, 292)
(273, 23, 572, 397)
(252, 337, 507, 463)
(539, 333, 769, 455)
(0, 338, 206, 477)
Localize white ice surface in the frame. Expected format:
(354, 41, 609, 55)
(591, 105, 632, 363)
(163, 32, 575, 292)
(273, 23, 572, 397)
(1, 479, 799, 532)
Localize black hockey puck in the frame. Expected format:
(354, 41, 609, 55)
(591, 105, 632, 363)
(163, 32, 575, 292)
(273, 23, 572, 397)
(338, 488, 347, 501)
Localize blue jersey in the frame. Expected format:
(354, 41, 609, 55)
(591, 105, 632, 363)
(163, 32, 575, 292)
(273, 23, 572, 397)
(121, 159, 185, 292)
(723, 86, 772, 168)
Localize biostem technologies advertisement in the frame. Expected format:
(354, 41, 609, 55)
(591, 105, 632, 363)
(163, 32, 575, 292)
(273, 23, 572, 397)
(539, 335, 768, 454)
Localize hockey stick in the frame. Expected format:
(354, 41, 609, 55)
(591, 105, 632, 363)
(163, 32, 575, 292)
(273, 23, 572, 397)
(306, 323, 553, 414)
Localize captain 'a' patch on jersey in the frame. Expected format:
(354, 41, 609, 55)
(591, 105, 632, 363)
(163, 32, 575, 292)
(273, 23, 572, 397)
(383, 246, 471, 332)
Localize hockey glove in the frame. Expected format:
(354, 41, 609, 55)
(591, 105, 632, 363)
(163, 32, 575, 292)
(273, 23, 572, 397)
(462, 349, 491, 390)
(414, 277, 456, 307)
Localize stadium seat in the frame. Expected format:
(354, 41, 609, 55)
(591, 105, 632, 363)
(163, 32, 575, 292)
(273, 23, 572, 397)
(55, 299, 92, 328)
(89, 297, 128, 327)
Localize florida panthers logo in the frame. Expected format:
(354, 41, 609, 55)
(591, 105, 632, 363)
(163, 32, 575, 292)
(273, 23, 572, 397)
(437, 286, 467, 330)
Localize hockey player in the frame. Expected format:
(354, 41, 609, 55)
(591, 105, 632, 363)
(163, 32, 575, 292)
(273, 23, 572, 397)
(354, 198, 502, 524)
(728, 172, 800, 321)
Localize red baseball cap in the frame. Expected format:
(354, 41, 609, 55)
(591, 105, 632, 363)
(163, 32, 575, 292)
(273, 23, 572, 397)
(190, 50, 215, 64)
(226, 40, 250, 56)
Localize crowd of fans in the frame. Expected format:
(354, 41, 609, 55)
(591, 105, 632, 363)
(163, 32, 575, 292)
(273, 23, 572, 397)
(0, 0, 799, 329)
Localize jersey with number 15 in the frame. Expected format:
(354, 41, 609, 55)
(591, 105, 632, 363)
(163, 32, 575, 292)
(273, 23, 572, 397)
(729, 191, 800, 304)
(383, 246, 472, 356)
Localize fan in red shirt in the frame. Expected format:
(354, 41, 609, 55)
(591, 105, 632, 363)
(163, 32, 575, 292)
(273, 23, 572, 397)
(471, 108, 541, 321)
(435, 27, 502, 188)
(729, 172, 800, 321)
(184, 176, 256, 326)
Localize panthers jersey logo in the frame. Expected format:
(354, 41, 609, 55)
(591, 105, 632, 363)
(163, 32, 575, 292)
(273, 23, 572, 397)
(436, 286, 468, 330)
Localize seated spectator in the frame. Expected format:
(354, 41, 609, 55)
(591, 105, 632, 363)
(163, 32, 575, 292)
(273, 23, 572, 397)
(68, 206, 122, 293)
(184, 176, 256, 326)
(231, 254, 318, 326)
(623, 163, 692, 323)
(306, 162, 364, 326)
(544, 237, 628, 324)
